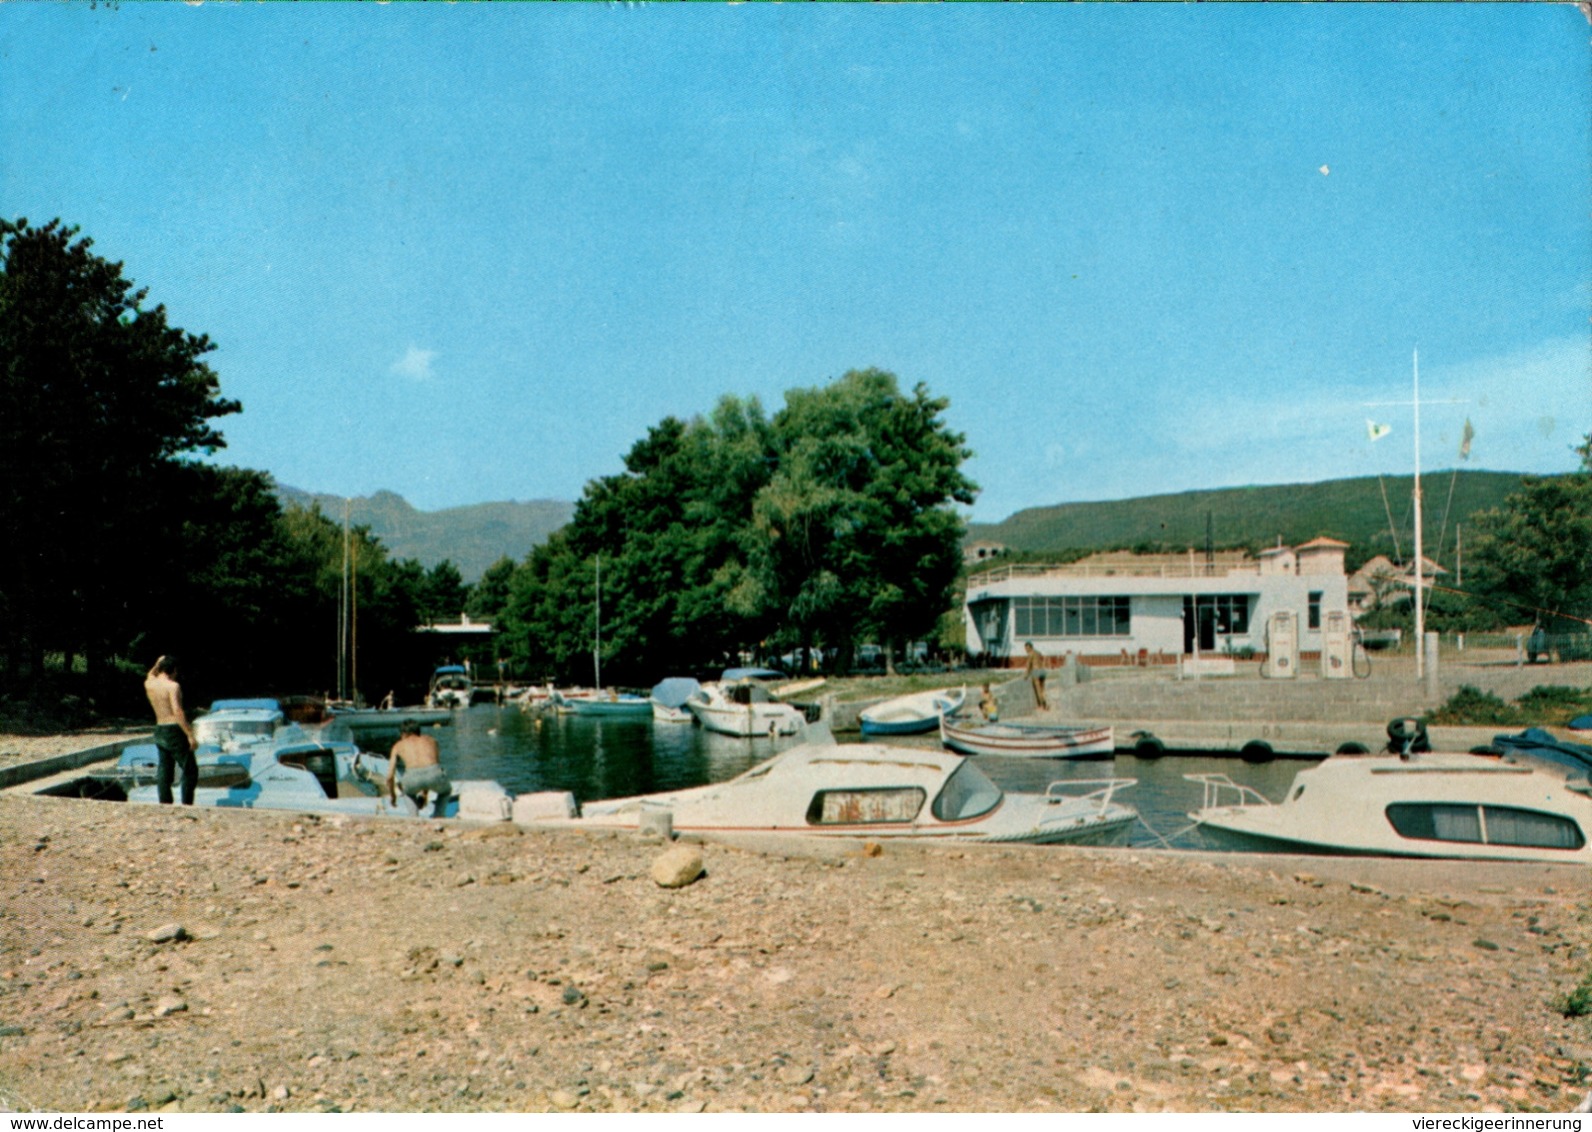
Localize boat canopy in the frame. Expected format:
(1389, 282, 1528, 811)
(650, 677, 703, 709)
(1492, 729, 1592, 775)
(721, 667, 785, 682)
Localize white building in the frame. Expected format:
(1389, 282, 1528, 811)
(963, 538, 1351, 667)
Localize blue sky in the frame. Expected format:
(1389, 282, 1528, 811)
(4, 4, 1588, 523)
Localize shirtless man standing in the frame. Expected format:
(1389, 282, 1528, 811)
(385, 719, 452, 817)
(144, 656, 197, 805)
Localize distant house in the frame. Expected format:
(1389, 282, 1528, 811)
(1347, 553, 1446, 614)
(964, 539, 1351, 666)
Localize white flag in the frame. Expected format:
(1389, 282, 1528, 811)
(1366, 419, 1392, 442)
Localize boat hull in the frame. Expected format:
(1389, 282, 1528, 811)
(859, 688, 967, 737)
(940, 717, 1115, 759)
(859, 716, 939, 737)
(332, 707, 453, 735)
(651, 703, 694, 723)
(689, 702, 805, 737)
(568, 697, 653, 719)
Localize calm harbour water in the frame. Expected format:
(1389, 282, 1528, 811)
(380, 704, 1312, 850)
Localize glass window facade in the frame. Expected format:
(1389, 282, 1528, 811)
(1012, 596, 1131, 639)
(1198, 594, 1251, 635)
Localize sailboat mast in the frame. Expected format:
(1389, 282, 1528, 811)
(350, 526, 358, 703)
(1412, 349, 1426, 680)
(339, 498, 351, 702)
(593, 554, 602, 690)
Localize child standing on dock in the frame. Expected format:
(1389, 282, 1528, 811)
(979, 684, 1000, 723)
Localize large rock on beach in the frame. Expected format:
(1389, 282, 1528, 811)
(649, 845, 704, 888)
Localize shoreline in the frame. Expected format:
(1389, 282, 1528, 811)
(2, 785, 1590, 1113)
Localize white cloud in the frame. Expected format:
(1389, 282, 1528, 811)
(390, 345, 437, 382)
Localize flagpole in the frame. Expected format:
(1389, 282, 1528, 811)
(1413, 349, 1425, 681)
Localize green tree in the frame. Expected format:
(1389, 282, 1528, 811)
(420, 560, 469, 624)
(0, 218, 239, 677)
(757, 369, 976, 673)
(500, 401, 777, 684)
(496, 374, 973, 684)
(1467, 472, 1592, 633)
(466, 556, 517, 624)
(273, 503, 426, 703)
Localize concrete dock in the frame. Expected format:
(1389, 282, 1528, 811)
(1020, 651, 1591, 759)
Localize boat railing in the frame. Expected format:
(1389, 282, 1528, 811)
(1183, 772, 1274, 811)
(1044, 776, 1137, 813)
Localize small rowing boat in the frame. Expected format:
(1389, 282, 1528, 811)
(859, 686, 966, 736)
(939, 715, 1115, 759)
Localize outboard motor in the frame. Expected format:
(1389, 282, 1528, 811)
(1386, 716, 1430, 758)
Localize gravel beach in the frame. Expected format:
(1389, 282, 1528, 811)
(2, 781, 1590, 1114)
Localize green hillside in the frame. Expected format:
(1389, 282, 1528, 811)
(966, 470, 1529, 571)
(275, 487, 573, 582)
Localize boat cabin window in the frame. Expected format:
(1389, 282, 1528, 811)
(806, 788, 925, 826)
(931, 761, 1002, 822)
(1480, 805, 1585, 850)
(1386, 803, 1585, 851)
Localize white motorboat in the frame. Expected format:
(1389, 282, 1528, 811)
(688, 679, 806, 738)
(1186, 750, 1592, 863)
(859, 686, 966, 736)
(516, 728, 1138, 846)
(427, 665, 475, 709)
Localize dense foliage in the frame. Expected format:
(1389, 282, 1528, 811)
(1426, 683, 1592, 728)
(0, 219, 457, 715)
(1464, 453, 1592, 635)
(497, 371, 976, 685)
(0, 219, 238, 685)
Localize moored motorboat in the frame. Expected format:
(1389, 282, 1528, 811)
(688, 678, 806, 738)
(1185, 749, 1592, 862)
(860, 686, 966, 737)
(515, 728, 1138, 846)
(940, 715, 1115, 759)
(427, 665, 475, 709)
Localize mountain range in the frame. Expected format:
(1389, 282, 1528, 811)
(274, 486, 573, 582)
(277, 468, 1530, 582)
(965, 469, 1528, 568)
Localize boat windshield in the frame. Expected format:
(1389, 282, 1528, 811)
(195, 717, 276, 744)
(931, 761, 1002, 822)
